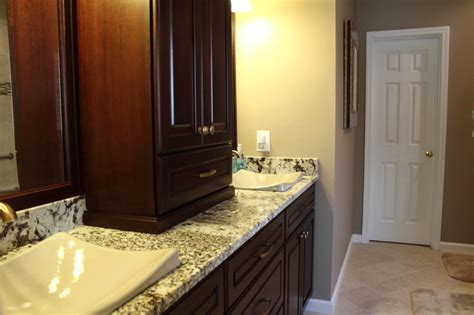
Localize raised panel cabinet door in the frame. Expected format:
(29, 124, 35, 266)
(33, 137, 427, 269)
(203, 0, 234, 145)
(166, 266, 225, 315)
(229, 249, 285, 315)
(156, 0, 204, 154)
(302, 210, 315, 308)
(285, 225, 304, 315)
(77, 0, 156, 216)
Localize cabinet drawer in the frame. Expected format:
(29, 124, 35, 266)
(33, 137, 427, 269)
(229, 248, 285, 315)
(156, 145, 232, 215)
(285, 187, 314, 238)
(226, 212, 285, 306)
(166, 266, 225, 315)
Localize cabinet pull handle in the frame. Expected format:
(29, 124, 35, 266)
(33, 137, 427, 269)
(255, 243, 274, 259)
(253, 298, 272, 315)
(199, 169, 217, 178)
(0, 153, 14, 160)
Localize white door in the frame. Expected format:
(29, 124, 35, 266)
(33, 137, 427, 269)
(366, 33, 443, 245)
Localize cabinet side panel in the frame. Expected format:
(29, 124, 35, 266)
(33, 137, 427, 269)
(77, 0, 155, 215)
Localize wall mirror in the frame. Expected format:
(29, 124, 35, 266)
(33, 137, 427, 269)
(0, 0, 80, 210)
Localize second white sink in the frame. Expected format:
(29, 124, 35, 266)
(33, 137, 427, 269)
(232, 170, 303, 192)
(0, 232, 180, 314)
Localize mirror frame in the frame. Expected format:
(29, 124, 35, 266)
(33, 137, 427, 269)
(0, 0, 81, 211)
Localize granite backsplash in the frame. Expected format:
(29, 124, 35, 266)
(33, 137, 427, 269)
(244, 156, 319, 176)
(0, 196, 86, 256)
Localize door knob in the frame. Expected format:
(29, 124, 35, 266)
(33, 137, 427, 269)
(425, 150, 434, 158)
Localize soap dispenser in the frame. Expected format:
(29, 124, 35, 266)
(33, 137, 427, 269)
(232, 144, 246, 173)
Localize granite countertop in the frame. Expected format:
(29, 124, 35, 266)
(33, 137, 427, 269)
(2, 176, 318, 314)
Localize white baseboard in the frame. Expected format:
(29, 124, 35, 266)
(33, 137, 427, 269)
(440, 242, 474, 255)
(351, 234, 362, 243)
(304, 298, 333, 314)
(305, 233, 360, 315)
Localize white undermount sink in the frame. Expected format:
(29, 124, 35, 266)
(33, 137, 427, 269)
(232, 170, 303, 192)
(0, 232, 180, 314)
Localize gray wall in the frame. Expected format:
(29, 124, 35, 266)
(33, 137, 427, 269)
(0, 0, 7, 21)
(353, 0, 474, 244)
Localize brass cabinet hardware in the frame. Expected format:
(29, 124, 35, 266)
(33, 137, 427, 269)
(425, 150, 434, 158)
(199, 169, 217, 178)
(0, 202, 17, 223)
(255, 244, 274, 259)
(209, 125, 215, 135)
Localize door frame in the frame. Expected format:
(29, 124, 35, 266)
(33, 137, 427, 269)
(362, 27, 450, 249)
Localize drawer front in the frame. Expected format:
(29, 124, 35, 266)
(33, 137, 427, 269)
(229, 248, 285, 315)
(166, 266, 225, 315)
(156, 145, 232, 215)
(226, 212, 285, 306)
(285, 186, 314, 238)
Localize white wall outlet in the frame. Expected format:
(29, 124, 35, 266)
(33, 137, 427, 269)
(256, 130, 271, 152)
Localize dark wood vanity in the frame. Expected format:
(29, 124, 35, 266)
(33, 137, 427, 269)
(76, 0, 235, 233)
(165, 187, 315, 315)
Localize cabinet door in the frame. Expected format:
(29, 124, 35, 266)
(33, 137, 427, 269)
(202, 0, 234, 145)
(166, 266, 225, 315)
(229, 249, 285, 315)
(286, 225, 304, 315)
(302, 210, 315, 308)
(156, 0, 203, 153)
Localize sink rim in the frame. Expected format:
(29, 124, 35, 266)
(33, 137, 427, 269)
(232, 170, 303, 192)
(0, 231, 181, 314)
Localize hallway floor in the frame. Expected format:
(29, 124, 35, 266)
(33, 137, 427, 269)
(334, 242, 474, 314)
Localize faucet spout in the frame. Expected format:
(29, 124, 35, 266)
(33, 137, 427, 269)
(0, 202, 17, 223)
(232, 150, 241, 159)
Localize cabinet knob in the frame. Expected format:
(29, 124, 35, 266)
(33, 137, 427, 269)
(202, 125, 210, 135)
(209, 125, 216, 135)
(197, 126, 203, 135)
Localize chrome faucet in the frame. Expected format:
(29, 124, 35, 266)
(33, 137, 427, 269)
(0, 202, 17, 223)
(232, 150, 241, 159)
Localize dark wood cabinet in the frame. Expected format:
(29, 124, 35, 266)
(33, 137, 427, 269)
(166, 266, 225, 315)
(1, 0, 81, 211)
(77, 0, 234, 233)
(156, 0, 234, 154)
(229, 249, 285, 315)
(226, 212, 285, 306)
(168, 185, 316, 315)
(286, 210, 315, 315)
(286, 224, 305, 315)
(302, 211, 315, 308)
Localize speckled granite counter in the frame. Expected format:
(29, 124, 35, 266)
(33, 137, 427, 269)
(2, 177, 317, 314)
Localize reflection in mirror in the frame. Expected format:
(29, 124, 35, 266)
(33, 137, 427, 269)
(0, 0, 18, 193)
(0, 0, 67, 195)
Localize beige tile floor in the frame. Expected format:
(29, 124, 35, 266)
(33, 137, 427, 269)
(333, 242, 474, 314)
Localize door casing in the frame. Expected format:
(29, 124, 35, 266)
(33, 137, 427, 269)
(362, 27, 450, 249)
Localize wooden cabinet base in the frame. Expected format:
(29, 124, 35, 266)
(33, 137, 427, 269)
(168, 184, 316, 314)
(84, 186, 234, 234)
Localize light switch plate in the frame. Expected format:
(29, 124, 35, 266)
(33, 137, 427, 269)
(256, 130, 271, 152)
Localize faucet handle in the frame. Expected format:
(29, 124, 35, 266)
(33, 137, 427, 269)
(0, 202, 17, 223)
